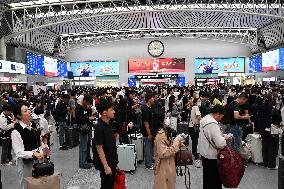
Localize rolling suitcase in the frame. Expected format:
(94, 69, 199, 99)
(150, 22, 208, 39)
(177, 122, 189, 146)
(246, 134, 263, 164)
(117, 144, 137, 172)
(129, 132, 144, 163)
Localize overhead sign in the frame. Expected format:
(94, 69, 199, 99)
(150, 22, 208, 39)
(0, 77, 11, 82)
(129, 58, 185, 73)
(135, 74, 178, 79)
(0, 60, 25, 74)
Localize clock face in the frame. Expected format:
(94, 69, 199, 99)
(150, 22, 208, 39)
(148, 40, 164, 57)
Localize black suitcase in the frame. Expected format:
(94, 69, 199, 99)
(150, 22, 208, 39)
(65, 127, 79, 148)
(177, 122, 189, 146)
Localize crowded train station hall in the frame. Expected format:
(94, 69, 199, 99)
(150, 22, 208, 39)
(0, 0, 283, 188)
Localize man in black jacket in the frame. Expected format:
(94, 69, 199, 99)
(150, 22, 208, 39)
(55, 94, 70, 150)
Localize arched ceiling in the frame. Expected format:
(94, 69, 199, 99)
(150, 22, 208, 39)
(0, 0, 283, 56)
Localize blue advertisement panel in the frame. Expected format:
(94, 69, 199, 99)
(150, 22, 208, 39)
(194, 57, 245, 73)
(249, 54, 262, 73)
(57, 60, 68, 77)
(26, 51, 45, 76)
(71, 61, 119, 77)
(279, 48, 284, 70)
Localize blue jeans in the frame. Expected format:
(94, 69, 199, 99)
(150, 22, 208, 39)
(58, 122, 67, 147)
(79, 132, 89, 167)
(228, 124, 243, 152)
(143, 137, 153, 167)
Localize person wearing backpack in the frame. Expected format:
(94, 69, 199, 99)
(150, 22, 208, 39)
(198, 105, 232, 189)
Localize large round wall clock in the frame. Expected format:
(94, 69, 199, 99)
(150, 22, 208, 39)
(148, 40, 164, 57)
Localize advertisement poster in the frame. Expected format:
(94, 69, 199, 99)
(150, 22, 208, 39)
(194, 57, 245, 73)
(128, 58, 185, 73)
(0, 60, 26, 74)
(44, 56, 58, 76)
(71, 61, 119, 77)
(249, 54, 262, 73)
(262, 49, 279, 71)
(27, 51, 45, 76)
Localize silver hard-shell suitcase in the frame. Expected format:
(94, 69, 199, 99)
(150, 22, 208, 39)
(117, 144, 137, 172)
(129, 133, 144, 163)
(246, 134, 263, 164)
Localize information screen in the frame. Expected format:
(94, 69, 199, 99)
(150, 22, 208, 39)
(71, 61, 119, 77)
(194, 57, 245, 73)
(128, 58, 185, 73)
(57, 60, 68, 77)
(27, 51, 45, 76)
(249, 54, 262, 73)
(262, 49, 279, 71)
(44, 56, 58, 76)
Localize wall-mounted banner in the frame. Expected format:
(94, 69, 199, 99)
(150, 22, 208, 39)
(0, 60, 25, 74)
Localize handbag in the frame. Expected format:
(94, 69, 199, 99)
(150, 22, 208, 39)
(175, 148, 192, 189)
(113, 169, 126, 189)
(175, 149, 193, 167)
(202, 124, 245, 188)
(32, 160, 54, 178)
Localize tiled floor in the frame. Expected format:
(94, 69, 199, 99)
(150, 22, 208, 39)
(1, 133, 278, 189)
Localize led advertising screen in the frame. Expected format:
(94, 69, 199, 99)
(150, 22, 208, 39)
(44, 56, 58, 76)
(249, 54, 262, 73)
(0, 60, 26, 74)
(70, 61, 119, 77)
(194, 57, 245, 73)
(262, 49, 279, 71)
(26, 51, 45, 76)
(128, 58, 185, 73)
(27, 52, 68, 77)
(57, 60, 68, 77)
(279, 48, 284, 70)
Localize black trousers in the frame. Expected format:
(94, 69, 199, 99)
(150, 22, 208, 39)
(202, 157, 222, 189)
(1, 138, 12, 164)
(261, 131, 279, 168)
(100, 170, 115, 189)
(189, 127, 200, 159)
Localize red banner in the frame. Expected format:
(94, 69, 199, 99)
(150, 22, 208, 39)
(128, 58, 185, 73)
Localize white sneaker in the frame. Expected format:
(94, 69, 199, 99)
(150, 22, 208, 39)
(195, 160, 202, 168)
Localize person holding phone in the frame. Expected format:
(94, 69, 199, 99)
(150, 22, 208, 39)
(198, 105, 231, 189)
(154, 117, 184, 189)
(11, 104, 44, 189)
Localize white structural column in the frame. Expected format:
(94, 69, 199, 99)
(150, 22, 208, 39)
(0, 37, 6, 60)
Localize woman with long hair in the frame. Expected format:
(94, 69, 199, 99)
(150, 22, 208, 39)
(154, 117, 184, 189)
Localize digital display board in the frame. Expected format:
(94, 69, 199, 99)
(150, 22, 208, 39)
(27, 51, 68, 77)
(70, 61, 119, 77)
(249, 54, 262, 73)
(194, 57, 245, 73)
(262, 49, 279, 71)
(57, 60, 68, 77)
(0, 60, 26, 74)
(27, 51, 45, 76)
(128, 58, 185, 73)
(44, 56, 58, 76)
(279, 48, 284, 70)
